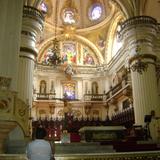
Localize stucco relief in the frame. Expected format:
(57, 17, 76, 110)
(0, 76, 11, 91)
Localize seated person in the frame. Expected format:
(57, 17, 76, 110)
(26, 127, 54, 160)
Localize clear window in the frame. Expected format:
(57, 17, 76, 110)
(63, 10, 76, 24)
(40, 2, 48, 13)
(89, 4, 102, 21)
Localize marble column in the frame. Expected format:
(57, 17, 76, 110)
(120, 16, 159, 139)
(0, 0, 23, 91)
(155, 24, 160, 107)
(17, 6, 44, 106)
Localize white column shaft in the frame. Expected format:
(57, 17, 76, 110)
(0, 0, 23, 91)
(18, 56, 34, 105)
(132, 64, 159, 125)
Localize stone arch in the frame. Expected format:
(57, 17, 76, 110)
(38, 34, 104, 64)
(105, 12, 124, 63)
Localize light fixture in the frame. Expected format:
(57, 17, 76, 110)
(48, 0, 62, 67)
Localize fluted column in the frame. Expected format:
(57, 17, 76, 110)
(0, 0, 23, 91)
(120, 16, 159, 139)
(155, 25, 160, 106)
(18, 6, 44, 106)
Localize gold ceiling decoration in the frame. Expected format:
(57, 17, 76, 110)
(61, 0, 78, 25)
(61, 0, 78, 38)
(47, 0, 62, 66)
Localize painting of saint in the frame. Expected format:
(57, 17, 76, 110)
(62, 42, 77, 64)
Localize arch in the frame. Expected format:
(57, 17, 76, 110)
(38, 34, 104, 64)
(105, 12, 125, 63)
(113, 0, 137, 18)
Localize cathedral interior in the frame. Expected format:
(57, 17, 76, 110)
(0, 0, 160, 159)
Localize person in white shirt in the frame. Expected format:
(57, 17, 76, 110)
(26, 127, 54, 160)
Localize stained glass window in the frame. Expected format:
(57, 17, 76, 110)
(89, 3, 102, 21)
(63, 82, 75, 100)
(40, 2, 48, 13)
(62, 9, 76, 24)
(62, 42, 77, 64)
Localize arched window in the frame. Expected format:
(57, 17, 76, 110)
(40, 2, 48, 13)
(112, 24, 123, 57)
(88, 3, 102, 21)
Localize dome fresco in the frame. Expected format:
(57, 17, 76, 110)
(36, 0, 160, 66)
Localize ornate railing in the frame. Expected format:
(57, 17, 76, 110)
(32, 117, 111, 141)
(36, 93, 56, 100)
(84, 75, 131, 102)
(84, 94, 105, 101)
(105, 74, 131, 102)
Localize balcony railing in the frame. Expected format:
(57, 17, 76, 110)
(84, 75, 131, 102)
(84, 94, 106, 101)
(36, 93, 56, 100)
(105, 74, 131, 101)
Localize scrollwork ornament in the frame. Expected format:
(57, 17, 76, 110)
(18, 108, 26, 117)
(130, 59, 148, 74)
(0, 76, 11, 90)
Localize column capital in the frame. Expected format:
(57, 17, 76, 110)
(121, 16, 157, 31)
(119, 16, 158, 43)
(20, 6, 45, 59)
(23, 6, 44, 31)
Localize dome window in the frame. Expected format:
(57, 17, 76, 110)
(40, 2, 48, 13)
(89, 3, 102, 21)
(62, 9, 76, 24)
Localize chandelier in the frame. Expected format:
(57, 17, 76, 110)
(48, 38, 61, 66)
(48, 0, 62, 66)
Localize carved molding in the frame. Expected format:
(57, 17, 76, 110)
(23, 6, 44, 26)
(0, 90, 30, 137)
(120, 16, 157, 31)
(129, 54, 157, 74)
(0, 76, 11, 91)
(129, 54, 157, 64)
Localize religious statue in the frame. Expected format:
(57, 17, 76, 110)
(62, 93, 73, 131)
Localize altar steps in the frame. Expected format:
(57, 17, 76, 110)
(55, 142, 115, 154)
(101, 141, 160, 152)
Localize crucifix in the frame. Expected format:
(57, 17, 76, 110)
(60, 93, 73, 131)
